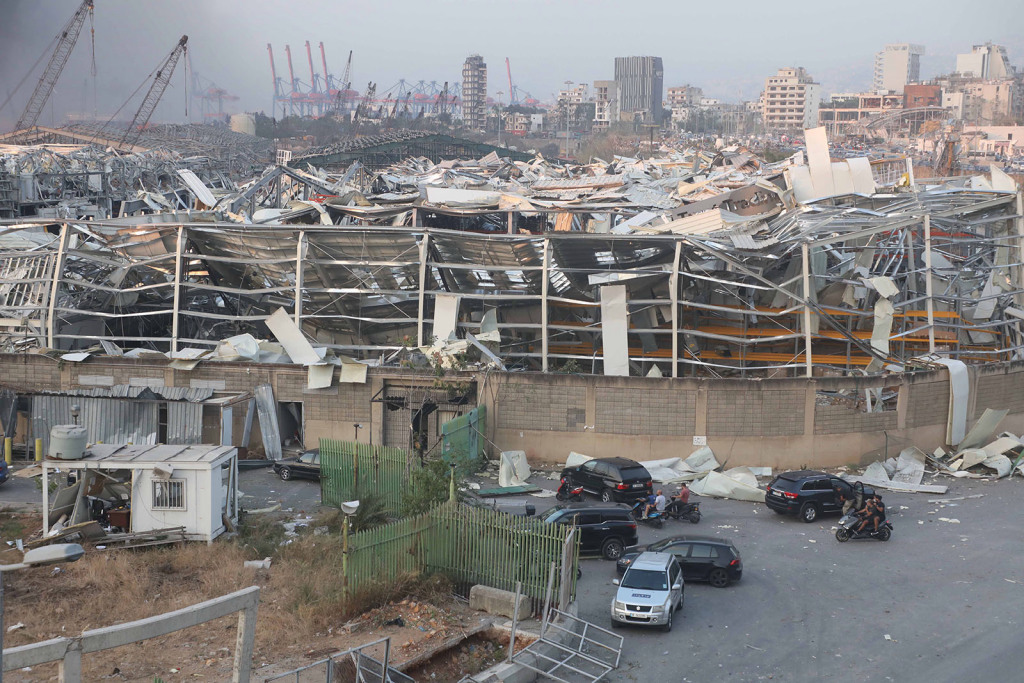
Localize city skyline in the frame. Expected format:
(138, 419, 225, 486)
(1, 0, 1022, 129)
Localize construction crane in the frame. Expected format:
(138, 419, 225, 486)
(505, 58, 520, 106)
(335, 50, 354, 113)
(319, 42, 337, 99)
(118, 35, 188, 151)
(267, 43, 288, 117)
(284, 44, 301, 115)
(14, 0, 94, 131)
(434, 81, 450, 116)
(304, 40, 327, 115)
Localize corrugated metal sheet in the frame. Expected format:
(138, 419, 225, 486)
(32, 396, 158, 455)
(41, 385, 213, 402)
(167, 402, 203, 444)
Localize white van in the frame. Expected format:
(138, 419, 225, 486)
(610, 551, 684, 631)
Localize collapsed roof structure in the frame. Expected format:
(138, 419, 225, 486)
(0, 127, 1021, 380)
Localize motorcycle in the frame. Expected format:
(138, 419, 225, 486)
(555, 476, 584, 502)
(835, 512, 892, 542)
(629, 500, 665, 528)
(665, 499, 701, 524)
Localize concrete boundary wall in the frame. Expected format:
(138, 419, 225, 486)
(4, 353, 1024, 470)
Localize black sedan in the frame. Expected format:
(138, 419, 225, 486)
(273, 449, 320, 481)
(616, 535, 742, 588)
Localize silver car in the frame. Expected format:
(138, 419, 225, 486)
(610, 551, 684, 631)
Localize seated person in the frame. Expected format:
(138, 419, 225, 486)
(641, 492, 657, 518)
(855, 495, 885, 533)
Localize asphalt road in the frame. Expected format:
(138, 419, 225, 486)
(222, 465, 1024, 682)
(570, 477, 1024, 683)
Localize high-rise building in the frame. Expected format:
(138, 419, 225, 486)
(955, 42, 1013, 79)
(614, 56, 664, 122)
(761, 67, 821, 131)
(462, 54, 487, 130)
(873, 44, 925, 93)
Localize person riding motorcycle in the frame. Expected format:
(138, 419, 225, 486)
(855, 494, 885, 534)
(641, 492, 658, 519)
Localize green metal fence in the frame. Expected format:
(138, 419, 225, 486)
(344, 499, 579, 612)
(440, 406, 486, 469)
(320, 439, 416, 512)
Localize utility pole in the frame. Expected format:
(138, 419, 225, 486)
(563, 80, 573, 160)
(496, 90, 503, 147)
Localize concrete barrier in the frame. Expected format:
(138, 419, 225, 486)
(469, 585, 531, 620)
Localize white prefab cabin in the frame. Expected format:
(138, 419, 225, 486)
(41, 444, 239, 543)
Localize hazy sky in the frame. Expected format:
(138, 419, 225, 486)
(2, 0, 1022, 129)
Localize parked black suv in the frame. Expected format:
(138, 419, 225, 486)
(616, 535, 743, 587)
(764, 470, 874, 522)
(560, 457, 653, 503)
(532, 503, 639, 560)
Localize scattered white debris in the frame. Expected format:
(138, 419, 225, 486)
(884, 634, 892, 641)
(244, 557, 272, 570)
(7, 623, 25, 633)
(938, 517, 961, 524)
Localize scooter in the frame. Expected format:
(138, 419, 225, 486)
(555, 476, 584, 502)
(665, 499, 701, 524)
(835, 512, 892, 542)
(629, 500, 665, 528)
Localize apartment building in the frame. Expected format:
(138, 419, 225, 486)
(873, 44, 925, 93)
(462, 54, 488, 130)
(762, 67, 821, 131)
(666, 85, 703, 108)
(956, 43, 1013, 79)
(593, 80, 619, 131)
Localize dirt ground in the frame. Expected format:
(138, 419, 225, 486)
(0, 512, 513, 683)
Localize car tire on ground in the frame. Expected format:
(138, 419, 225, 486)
(600, 488, 614, 503)
(799, 502, 818, 523)
(601, 538, 624, 560)
(662, 609, 673, 632)
(709, 568, 730, 588)
(278, 467, 292, 481)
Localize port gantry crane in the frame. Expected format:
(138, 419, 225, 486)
(14, 0, 95, 131)
(118, 35, 188, 151)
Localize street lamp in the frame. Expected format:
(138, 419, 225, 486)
(1, 544, 85, 682)
(340, 500, 359, 598)
(563, 81, 573, 160)
(496, 90, 503, 148)
(70, 404, 80, 425)
(353, 423, 362, 442)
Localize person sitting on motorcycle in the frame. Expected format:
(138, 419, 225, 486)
(641, 492, 658, 519)
(855, 495, 885, 534)
(676, 482, 690, 506)
(654, 489, 667, 515)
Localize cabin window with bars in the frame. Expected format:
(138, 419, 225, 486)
(152, 479, 186, 510)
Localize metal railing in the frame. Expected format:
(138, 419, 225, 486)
(264, 637, 414, 683)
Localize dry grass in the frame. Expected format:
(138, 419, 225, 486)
(0, 513, 454, 681)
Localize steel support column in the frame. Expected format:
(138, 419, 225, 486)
(417, 232, 430, 347)
(294, 231, 306, 325)
(800, 242, 813, 377)
(45, 223, 69, 349)
(670, 240, 681, 378)
(923, 215, 936, 353)
(171, 225, 184, 353)
(541, 237, 551, 372)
